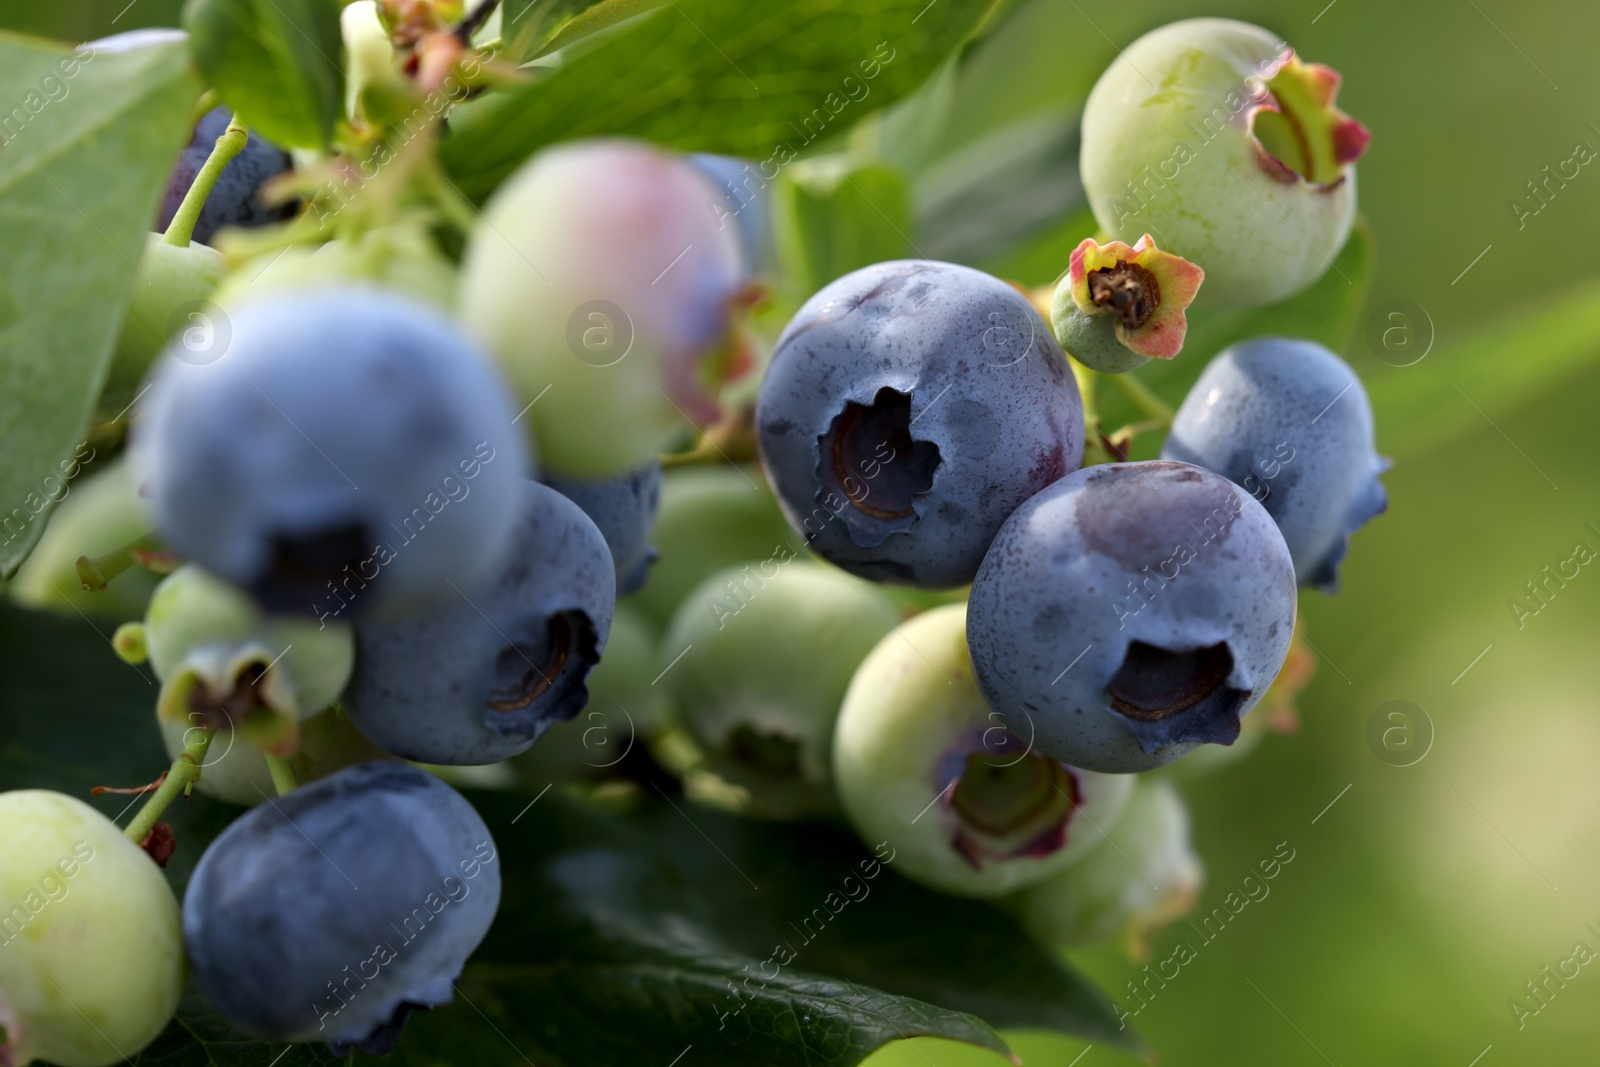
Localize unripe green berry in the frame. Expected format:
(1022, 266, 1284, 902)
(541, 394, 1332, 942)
(514, 604, 665, 784)
(10, 459, 157, 623)
(131, 565, 354, 752)
(101, 235, 226, 419)
(586, 604, 667, 733)
(213, 225, 456, 312)
(0, 791, 185, 1067)
(458, 139, 746, 477)
(625, 464, 804, 628)
(1080, 19, 1369, 309)
(1052, 303, 1151, 375)
(1049, 235, 1204, 373)
(663, 561, 897, 818)
(158, 705, 393, 806)
(834, 604, 1132, 897)
(341, 1, 398, 126)
(1009, 777, 1202, 956)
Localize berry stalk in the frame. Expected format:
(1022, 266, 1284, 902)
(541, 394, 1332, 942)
(123, 727, 214, 843)
(1070, 357, 1116, 467)
(188, 88, 220, 126)
(263, 753, 298, 796)
(162, 114, 249, 248)
(1106, 371, 1175, 426)
(75, 534, 173, 592)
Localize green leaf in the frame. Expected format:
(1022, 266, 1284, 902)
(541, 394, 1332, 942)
(501, 0, 661, 60)
(843, 0, 1098, 276)
(182, 0, 343, 149)
(1366, 277, 1600, 462)
(980, 200, 1095, 289)
(441, 0, 1008, 202)
(915, 104, 1082, 269)
(0, 604, 230, 890)
(0, 34, 200, 578)
(386, 788, 1139, 1066)
(127, 988, 350, 1067)
(774, 158, 913, 303)
(3, 599, 1135, 1067)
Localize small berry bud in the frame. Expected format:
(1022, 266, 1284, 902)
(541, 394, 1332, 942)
(1051, 234, 1204, 373)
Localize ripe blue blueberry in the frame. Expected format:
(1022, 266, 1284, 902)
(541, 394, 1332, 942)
(1161, 338, 1387, 591)
(132, 287, 530, 620)
(182, 762, 501, 1052)
(543, 460, 661, 596)
(156, 107, 294, 246)
(342, 481, 615, 765)
(966, 461, 1297, 773)
(757, 260, 1084, 589)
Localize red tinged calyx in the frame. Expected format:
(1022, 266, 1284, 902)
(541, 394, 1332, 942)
(947, 751, 1081, 868)
(1332, 118, 1373, 166)
(1068, 234, 1204, 359)
(1252, 54, 1371, 186)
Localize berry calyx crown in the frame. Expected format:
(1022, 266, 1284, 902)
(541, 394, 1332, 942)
(1068, 234, 1204, 359)
(1251, 54, 1372, 187)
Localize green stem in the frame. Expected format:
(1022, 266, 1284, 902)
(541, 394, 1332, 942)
(1107, 418, 1168, 452)
(1070, 357, 1115, 467)
(263, 754, 297, 796)
(1069, 357, 1099, 428)
(419, 154, 483, 236)
(190, 89, 220, 126)
(124, 729, 213, 843)
(76, 534, 162, 592)
(1106, 371, 1176, 426)
(162, 114, 250, 247)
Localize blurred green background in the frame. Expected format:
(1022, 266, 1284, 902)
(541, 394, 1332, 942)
(5, 0, 1597, 1064)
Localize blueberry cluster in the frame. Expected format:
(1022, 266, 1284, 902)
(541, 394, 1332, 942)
(1, 14, 1387, 1065)
(748, 17, 1382, 900)
(10, 132, 741, 1061)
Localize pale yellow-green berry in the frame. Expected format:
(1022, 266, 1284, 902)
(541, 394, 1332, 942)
(0, 791, 185, 1067)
